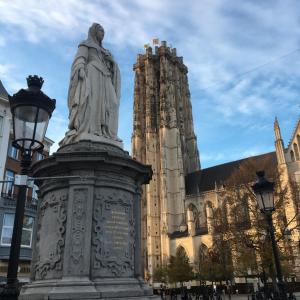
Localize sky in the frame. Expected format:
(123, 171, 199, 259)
(0, 0, 299, 168)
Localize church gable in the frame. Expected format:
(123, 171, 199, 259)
(0, 80, 9, 101)
(286, 118, 300, 162)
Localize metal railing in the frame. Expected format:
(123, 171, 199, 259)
(0, 193, 37, 211)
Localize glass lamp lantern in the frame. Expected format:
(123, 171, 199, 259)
(252, 171, 275, 213)
(9, 75, 56, 152)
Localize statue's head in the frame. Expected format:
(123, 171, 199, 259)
(88, 23, 105, 44)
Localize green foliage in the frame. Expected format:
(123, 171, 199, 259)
(152, 266, 168, 283)
(234, 247, 258, 277)
(196, 240, 234, 282)
(167, 247, 194, 283)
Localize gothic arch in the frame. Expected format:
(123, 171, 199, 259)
(293, 143, 300, 160)
(291, 150, 295, 162)
(176, 245, 189, 259)
(198, 243, 209, 263)
(234, 194, 250, 226)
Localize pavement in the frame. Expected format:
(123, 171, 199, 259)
(161, 293, 300, 299)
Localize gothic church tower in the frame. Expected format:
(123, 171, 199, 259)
(132, 42, 200, 275)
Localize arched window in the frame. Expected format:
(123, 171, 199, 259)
(213, 200, 229, 232)
(234, 195, 250, 228)
(175, 246, 189, 262)
(293, 143, 300, 160)
(198, 244, 209, 263)
(291, 150, 295, 162)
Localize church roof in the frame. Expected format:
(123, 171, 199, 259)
(0, 80, 9, 100)
(185, 151, 277, 195)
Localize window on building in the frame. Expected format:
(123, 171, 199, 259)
(36, 152, 45, 161)
(0, 115, 4, 136)
(7, 142, 18, 160)
(233, 195, 250, 229)
(32, 184, 39, 204)
(198, 244, 209, 264)
(1, 213, 34, 248)
(291, 150, 295, 162)
(2, 169, 15, 196)
(293, 143, 300, 160)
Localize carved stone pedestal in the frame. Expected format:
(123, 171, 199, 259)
(20, 141, 159, 300)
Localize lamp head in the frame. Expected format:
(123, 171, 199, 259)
(252, 171, 275, 213)
(9, 75, 56, 152)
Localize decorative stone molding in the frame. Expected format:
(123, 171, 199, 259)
(34, 192, 67, 280)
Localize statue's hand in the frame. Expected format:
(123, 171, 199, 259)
(78, 68, 85, 80)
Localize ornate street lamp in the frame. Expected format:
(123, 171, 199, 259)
(0, 75, 55, 299)
(252, 171, 287, 300)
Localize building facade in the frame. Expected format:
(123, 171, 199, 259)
(132, 43, 300, 283)
(0, 80, 53, 282)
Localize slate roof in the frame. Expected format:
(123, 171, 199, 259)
(168, 229, 189, 239)
(0, 80, 9, 100)
(185, 151, 277, 195)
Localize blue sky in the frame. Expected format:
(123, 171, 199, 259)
(0, 0, 299, 168)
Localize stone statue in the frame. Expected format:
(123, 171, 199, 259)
(19, 23, 159, 299)
(60, 23, 122, 147)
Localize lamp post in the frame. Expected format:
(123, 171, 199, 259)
(251, 171, 287, 300)
(0, 75, 55, 299)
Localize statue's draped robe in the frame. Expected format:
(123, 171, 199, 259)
(62, 38, 121, 145)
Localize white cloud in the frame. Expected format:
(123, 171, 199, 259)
(0, 64, 12, 77)
(0, 64, 23, 92)
(46, 111, 68, 153)
(240, 146, 274, 159)
(0, 0, 171, 48)
(0, 36, 5, 47)
(1, 0, 300, 166)
(201, 152, 225, 163)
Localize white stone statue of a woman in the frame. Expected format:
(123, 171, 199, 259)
(60, 23, 122, 147)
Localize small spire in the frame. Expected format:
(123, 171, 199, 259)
(274, 116, 282, 141)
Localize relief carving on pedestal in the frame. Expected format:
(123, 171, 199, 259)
(70, 189, 87, 264)
(92, 191, 135, 277)
(34, 192, 67, 280)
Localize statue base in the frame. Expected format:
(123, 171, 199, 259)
(20, 278, 158, 299)
(20, 141, 158, 300)
(59, 132, 123, 149)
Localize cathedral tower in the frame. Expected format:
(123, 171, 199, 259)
(132, 42, 200, 276)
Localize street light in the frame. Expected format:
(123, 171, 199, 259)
(252, 171, 287, 300)
(0, 75, 55, 299)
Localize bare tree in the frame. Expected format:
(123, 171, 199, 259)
(212, 156, 298, 281)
